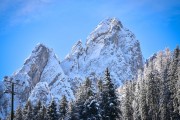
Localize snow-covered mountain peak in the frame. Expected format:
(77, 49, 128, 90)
(70, 40, 84, 56)
(86, 18, 123, 46)
(98, 17, 123, 30)
(62, 18, 143, 86)
(32, 43, 50, 54)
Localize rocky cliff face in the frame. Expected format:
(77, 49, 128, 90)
(0, 18, 143, 119)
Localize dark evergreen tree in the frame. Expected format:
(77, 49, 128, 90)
(84, 78, 94, 97)
(70, 84, 86, 120)
(70, 78, 95, 120)
(82, 96, 101, 120)
(59, 95, 68, 120)
(47, 99, 58, 120)
(22, 100, 33, 120)
(100, 68, 121, 120)
(33, 100, 42, 120)
(68, 101, 78, 120)
(97, 79, 103, 93)
(37, 105, 47, 120)
(66, 101, 74, 120)
(14, 106, 23, 120)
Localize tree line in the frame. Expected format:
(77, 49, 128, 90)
(7, 68, 121, 120)
(121, 46, 180, 120)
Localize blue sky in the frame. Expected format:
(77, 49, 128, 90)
(0, 0, 180, 79)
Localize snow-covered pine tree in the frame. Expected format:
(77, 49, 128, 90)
(59, 95, 68, 120)
(22, 100, 33, 120)
(101, 68, 121, 120)
(14, 106, 23, 120)
(159, 50, 171, 120)
(75, 85, 85, 120)
(167, 46, 180, 119)
(84, 78, 94, 98)
(37, 105, 47, 120)
(132, 70, 143, 120)
(47, 99, 58, 120)
(68, 101, 80, 120)
(69, 84, 85, 120)
(66, 101, 74, 120)
(139, 78, 148, 120)
(97, 79, 103, 93)
(177, 48, 180, 114)
(70, 78, 95, 120)
(33, 100, 42, 120)
(159, 66, 170, 120)
(81, 78, 101, 119)
(82, 96, 101, 120)
(146, 71, 160, 120)
(123, 81, 134, 120)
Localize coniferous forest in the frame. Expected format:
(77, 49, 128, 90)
(5, 46, 180, 120)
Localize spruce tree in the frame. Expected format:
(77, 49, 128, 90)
(47, 99, 58, 120)
(82, 96, 101, 120)
(71, 84, 86, 120)
(22, 100, 33, 120)
(33, 100, 42, 120)
(139, 79, 148, 120)
(97, 79, 103, 93)
(146, 71, 160, 120)
(59, 95, 68, 120)
(68, 101, 78, 120)
(66, 101, 74, 120)
(84, 78, 94, 97)
(159, 66, 170, 120)
(37, 105, 47, 120)
(132, 71, 142, 120)
(71, 78, 95, 120)
(101, 68, 121, 120)
(167, 46, 180, 119)
(123, 81, 134, 120)
(14, 106, 23, 120)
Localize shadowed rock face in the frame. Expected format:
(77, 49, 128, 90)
(24, 44, 49, 87)
(14, 44, 50, 102)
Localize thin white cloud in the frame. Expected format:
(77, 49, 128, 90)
(0, 0, 54, 25)
(15, 0, 52, 16)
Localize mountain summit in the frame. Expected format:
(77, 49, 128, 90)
(62, 18, 143, 86)
(0, 18, 143, 118)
